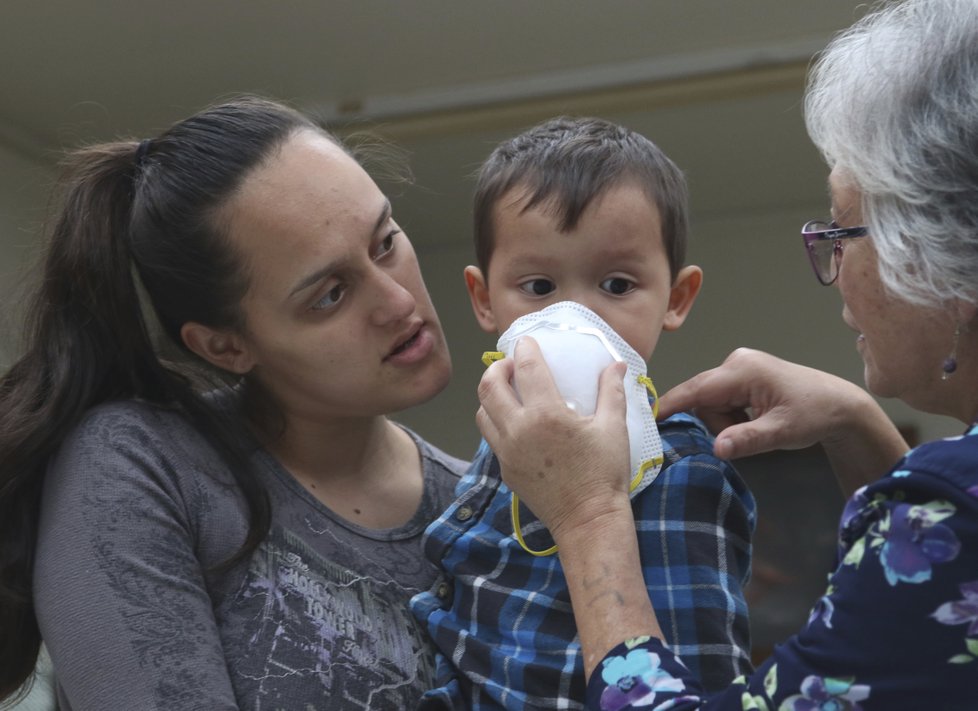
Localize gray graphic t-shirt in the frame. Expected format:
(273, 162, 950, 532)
(34, 399, 466, 710)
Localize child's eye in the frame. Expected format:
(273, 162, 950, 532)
(518, 278, 556, 296)
(600, 277, 634, 295)
(312, 283, 346, 311)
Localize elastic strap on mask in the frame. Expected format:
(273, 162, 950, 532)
(511, 496, 559, 556)
(482, 350, 504, 367)
(628, 374, 664, 490)
(638, 375, 659, 418)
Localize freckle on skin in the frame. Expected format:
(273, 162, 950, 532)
(354, 509, 361, 515)
(536, 471, 545, 479)
(544, 457, 554, 467)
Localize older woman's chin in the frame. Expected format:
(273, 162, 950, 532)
(859, 354, 902, 402)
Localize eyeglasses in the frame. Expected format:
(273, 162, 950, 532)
(801, 219, 868, 286)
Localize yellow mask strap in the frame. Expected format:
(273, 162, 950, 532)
(510, 495, 558, 557)
(482, 350, 505, 367)
(637, 374, 659, 419)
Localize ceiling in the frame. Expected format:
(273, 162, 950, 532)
(0, 0, 869, 163)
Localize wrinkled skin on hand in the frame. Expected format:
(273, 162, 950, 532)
(476, 336, 632, 541)
(656, 347, 908, 496)
(655, 348, 858, 459)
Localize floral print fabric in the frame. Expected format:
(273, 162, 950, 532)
(586, 425, 978, 710)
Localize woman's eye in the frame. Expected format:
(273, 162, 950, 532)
(518, 278, 556, 296)
(600, 277, 634, 295)
(375, 230, 399, 259)
(312, 283, 346, 311)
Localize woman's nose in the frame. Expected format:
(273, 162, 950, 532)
(370, 270, 416, 326)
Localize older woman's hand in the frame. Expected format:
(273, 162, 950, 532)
(476, 336, 632, 542)
(657, 348, 909, 496)
(477, 337, 664, 674)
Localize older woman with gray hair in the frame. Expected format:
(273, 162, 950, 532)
(476, 0, 978, 708)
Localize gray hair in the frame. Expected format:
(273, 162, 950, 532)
(804, 0, 978, 306)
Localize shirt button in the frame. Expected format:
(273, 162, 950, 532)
(455, 505, 474, 521)
(436, 582, 450, 599)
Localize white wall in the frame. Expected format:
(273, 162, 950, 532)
(0, 142, 52, 368)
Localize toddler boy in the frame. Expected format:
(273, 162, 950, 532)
(412, 116, 755, 709)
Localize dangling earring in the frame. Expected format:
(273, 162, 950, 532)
(942, 325, 960, 380)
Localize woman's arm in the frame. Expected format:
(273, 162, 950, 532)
(656, 348, 908, 498)
(550, 498, 663, 678)
(34, 404, 241, 710)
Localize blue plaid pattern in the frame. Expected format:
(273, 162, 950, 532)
(412, 412, 756, 710)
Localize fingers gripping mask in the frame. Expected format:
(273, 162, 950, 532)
(484, 301, 665, 555)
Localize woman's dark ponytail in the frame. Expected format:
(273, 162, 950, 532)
(0, 141, 173, 700)
(0, 96, 317, 701)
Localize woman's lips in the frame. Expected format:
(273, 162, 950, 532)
(385, 324, 433, 365)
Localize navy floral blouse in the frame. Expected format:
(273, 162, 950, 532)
(586, 425, 978, 710)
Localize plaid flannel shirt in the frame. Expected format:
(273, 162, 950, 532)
(412, 412, 756, 710)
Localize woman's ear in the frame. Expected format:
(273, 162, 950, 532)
(464, 265, 498, 334)
(180, 322, 255, 374)
(662, 265, 704, 332)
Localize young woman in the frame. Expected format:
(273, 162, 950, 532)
(0, 96, 467, 710)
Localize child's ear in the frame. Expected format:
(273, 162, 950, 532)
(662, 265, 703, 332)
(180, 322, 255, 374)
(463, 265, 498, 334)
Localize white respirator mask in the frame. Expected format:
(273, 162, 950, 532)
(484, 301, 665, 555)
